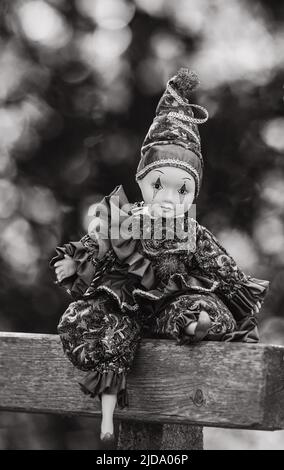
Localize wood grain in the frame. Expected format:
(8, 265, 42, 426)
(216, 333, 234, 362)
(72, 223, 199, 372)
(0, 332, 284, 430)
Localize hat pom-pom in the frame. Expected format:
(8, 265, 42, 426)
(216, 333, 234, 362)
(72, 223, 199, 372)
(169, 68, 200, 99)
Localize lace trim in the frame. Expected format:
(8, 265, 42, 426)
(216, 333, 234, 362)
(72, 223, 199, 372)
(93, 285, 139, 311)
(141, 242, 196, 256)
(133, 275, 219, 301)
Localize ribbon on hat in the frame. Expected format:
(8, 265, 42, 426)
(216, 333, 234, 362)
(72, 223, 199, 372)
(167, 83, 209, 124)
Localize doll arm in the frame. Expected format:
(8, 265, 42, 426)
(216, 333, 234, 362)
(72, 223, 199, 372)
(193, 224, 270, 341)
(50, 234, 103, 299)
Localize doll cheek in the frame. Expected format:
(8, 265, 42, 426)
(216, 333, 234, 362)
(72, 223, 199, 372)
(176, 195, 194, 214)
(152, 186, 162, 200)
(178, 192, 186, 204)
(141, 184, 161, 204)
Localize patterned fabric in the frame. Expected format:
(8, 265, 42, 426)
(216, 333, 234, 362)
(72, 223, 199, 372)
(154, 293, 237, 344)
(193, 224, 247, 298)
(57, 294, 141, 409)
(58, 295, 141, 374)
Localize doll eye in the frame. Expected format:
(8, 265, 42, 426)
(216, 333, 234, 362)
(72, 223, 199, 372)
(178, 183, 188, 195)
(152, 177, 162, 190)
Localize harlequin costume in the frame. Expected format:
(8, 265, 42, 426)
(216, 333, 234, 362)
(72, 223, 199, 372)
(51, 69, 269, 409)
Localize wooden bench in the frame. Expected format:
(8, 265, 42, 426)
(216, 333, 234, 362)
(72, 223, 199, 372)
(0, 332, 284, 450)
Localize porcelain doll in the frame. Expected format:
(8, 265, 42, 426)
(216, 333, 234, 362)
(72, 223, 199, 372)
(50, 69, 269, 443)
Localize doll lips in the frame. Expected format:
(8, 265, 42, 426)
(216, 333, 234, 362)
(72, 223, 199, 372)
(161, 205, 174, 211)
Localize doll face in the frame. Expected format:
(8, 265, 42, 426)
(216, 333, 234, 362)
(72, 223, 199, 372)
(137, 166, 196, 218)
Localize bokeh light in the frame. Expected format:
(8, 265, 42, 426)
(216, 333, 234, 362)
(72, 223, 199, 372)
(150, 32, 185, 60)
(217, 228, 259, 272)
(20, 185, 59, 225)
(253, 212, 284, 260)
(0, 107, 24, 151)
(79, 27, 132, 64)
(0, 179, 19, 219)
(0, 151, 17, 178)
(189, 0, 284, 89)
(134, 0, 167, 17)
(77, 0, 135, 30)
(261, 118, 284, 152)
(17, 0, 72, 49)
(0, 41, 30, 102)
(259, 171, 284, 210)
(0, 217, 40, 280)
(136, 0, 284, 89)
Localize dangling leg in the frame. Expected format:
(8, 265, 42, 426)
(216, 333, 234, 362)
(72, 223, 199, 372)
(101, 393, 117, 438)
(57, 294, 142, 441)
(98, 307, 141, 440)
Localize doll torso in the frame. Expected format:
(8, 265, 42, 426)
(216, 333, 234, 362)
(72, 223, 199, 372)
(142, 245, 193, 283)
(132, 202, 197, 284)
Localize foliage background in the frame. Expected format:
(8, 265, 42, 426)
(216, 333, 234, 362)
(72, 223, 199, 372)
(0, 0, 284, 449)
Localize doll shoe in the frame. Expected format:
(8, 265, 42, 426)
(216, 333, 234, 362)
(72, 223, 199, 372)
(100, 431, 115, 442)
(178, 310, 212, 345)
(193, 310, 212, 341)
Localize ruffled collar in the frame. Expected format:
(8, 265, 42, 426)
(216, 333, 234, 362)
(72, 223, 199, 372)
(91, 185, 196, 288)
(91, 185, 155, 288)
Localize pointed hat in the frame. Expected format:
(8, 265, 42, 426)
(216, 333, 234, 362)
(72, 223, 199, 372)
(136, 68, 209, 198)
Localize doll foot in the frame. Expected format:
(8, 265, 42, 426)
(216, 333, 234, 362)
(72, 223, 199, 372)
(194, 310, 211, 341)
(100, 431, 115, 442)
(100, 421, 115, 442)
(180, 310, 211, 345)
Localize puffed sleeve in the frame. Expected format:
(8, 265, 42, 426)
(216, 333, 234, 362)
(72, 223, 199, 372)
(50, 234, 102, 299)
(193, 223, 270, 342)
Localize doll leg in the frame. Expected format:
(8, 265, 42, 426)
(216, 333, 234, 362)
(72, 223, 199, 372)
(57, 295, 142, 436)
(154, 293, 236, 344)
(101, 393, 117, 436)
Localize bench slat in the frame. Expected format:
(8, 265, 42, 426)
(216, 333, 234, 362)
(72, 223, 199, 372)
(0, 332, 283, 430)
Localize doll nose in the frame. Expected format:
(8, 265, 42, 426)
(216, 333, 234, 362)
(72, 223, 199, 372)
(162, 189, 176, 205)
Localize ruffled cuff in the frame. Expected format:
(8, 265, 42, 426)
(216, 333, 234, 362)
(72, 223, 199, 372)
(224, 276, 269, 321)
(223, 315, 260, 343)
(50, 240, 97, 299)
(216, 275, 269, 343)
(78, 370, 129, 409)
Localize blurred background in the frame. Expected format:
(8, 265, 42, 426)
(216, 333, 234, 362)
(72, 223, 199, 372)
(0, 0, 284, 450)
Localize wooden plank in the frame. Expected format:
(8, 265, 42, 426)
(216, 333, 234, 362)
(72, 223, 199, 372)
(263, 346, 284, 429)
(0, 332, 284, 430)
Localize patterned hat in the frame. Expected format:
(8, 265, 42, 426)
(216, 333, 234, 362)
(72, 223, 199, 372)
(135, 68, 209, 198)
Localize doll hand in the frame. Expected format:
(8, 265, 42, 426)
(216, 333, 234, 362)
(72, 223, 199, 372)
(54, 255, 77, 282)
